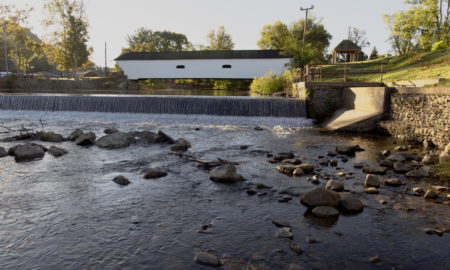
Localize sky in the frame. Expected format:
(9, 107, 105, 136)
(6, 0, 409, 67)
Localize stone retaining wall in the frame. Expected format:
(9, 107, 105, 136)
(379, 88, 450, 148)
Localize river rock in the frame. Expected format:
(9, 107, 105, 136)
(327, 150, 338, 157)
(113, 175, 130, 185)
(365, 174, 380, 188)
(48, 145, 68, 157)
(13, 143, 45, 162)
(293, 168, 304, 177)
(68, 129, 83, 141)
(318, 158, 329, 165)
(143, 168, 168, 179)
(298, 163, 315, 173)
(329, 160, 338, 167)
(276, 165, 297, 175)
(104, 128, 119, 134)
(274, 152, 295, 160)
(422, 154, 439, 165)
(384, 178, 403, 187)
(432, 185, 448, 192)
(362, 166, 387, 175)
(406, 169, 430, 178)
(288, 242, 303, 255)
(75, 132, 96, 146)
(393, 162, 412, 173)
(209, 165, 243, 183)
(339, 193, 364, 213)
(439, 151, 450, 163)
(412, 187, 425, 195)
(170, 138, 191, 151)
(95, 132, 133, 149)
(156, 131, 175, 144)
(424, 189, 438, 200)
(394, 145, 408, 151)
(0, 147, 7, 158)
(194, 252, 220, 267)
(311, 206, 340, 218)
(36, 131, 64, 142)
(353, 161, 368, 168)
(301, 187, 340, 208)
(365, 187, 379, 194)
(386, 154, 407, 162)
(381, 150, 391, 157)
(379, 159, 394, 168)
(325, 180, 344, 192)
(335, 145, 363, 156)
(277, 227, 293, 239)
(282, 159, 302, 165)
(132, 130, 158, 143)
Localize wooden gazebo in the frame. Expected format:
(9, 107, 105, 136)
(331, 40, 361, 64)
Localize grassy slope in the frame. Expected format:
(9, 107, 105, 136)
(319, 48, 450, 83)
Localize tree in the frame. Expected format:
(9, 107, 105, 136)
(370, 47, 379, 59)
(43, 0, 91, 76)
(205, 26, 234, 50)
(384, 0, 450, 54)
(348, 27, 370, 48)
(257, 18, 332, 68)
(123, 28, 191, 53)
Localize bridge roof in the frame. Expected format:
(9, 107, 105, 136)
(115, 50, 288, 61)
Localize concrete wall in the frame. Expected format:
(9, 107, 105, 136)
(117, 58, 290, 80)
(379, 88, 450, 147)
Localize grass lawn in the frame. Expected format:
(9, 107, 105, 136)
(317, 48, 450, 83)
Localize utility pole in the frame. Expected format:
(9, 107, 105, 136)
(300, 5, 314, 58)
(104, 42, 108, 76)
(3, 23, 8, 73)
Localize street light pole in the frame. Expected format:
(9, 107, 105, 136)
(300, 5, 314, 58)
(3, 23, 8, 73)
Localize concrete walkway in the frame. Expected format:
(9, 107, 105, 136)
(324, 87, 386, 131)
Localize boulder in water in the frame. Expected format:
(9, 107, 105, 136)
(0, 147, 7, 158)
(311, 206, 340, 218)
(155, 131, 175, 144)
(336, 145, 364, 156)
(362, 166, 387, 175)
(194, 252, 220, 267)
(36, 131, 64, 142)
(325, 180, 344, 192)
(301, 187, 340, 208)
(95, 132, 134, 149)
(48, 145, 68, 157)
(143, 168, 168, 179)
(104, 128, 119, 134)
(13, 143, 45, 162)
(113, 175, 131, 186)
(68, 129, 84, 141)
(170, 138, 191, 151)
(209, 165, 243, 183)
(75, 132, 96, 146)
(339, 193, 364, 213)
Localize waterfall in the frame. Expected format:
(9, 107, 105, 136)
(0, 95, 306, 117)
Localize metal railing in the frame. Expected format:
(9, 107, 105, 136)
(303, 63, 385, 82)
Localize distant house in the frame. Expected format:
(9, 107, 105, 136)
(332, 40, 361, 64)
(115, 50, 291, 80)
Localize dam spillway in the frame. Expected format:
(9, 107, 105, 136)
(0, 94, 306, 117)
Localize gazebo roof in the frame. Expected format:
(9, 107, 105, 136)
(333, 40, 361, 52)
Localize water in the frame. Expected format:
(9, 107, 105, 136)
(0, 95, 306, 117)
(0, 110, 449, 270)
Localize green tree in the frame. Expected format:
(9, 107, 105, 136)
(257, 18, 332, 68)
(369, 46, 379, 59)
(123, 28, 191, 53)
(348, 27, 370, 49)
(205, 26, 234, 50)
(384, 0, 450, 54)
(43, 0, 91, 76)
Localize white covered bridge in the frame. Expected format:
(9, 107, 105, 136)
(115, 50, 291, 80)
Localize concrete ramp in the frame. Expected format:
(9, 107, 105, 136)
(324, 87, 386, 131)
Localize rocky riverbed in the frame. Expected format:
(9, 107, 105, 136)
(0, 110, 449, 270)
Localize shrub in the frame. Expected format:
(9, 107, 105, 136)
(250, 72, 286, 94)
(431, 41, 447, 51)
(4, 75, 17, 90)
(139, 79, 169, 90)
